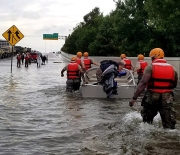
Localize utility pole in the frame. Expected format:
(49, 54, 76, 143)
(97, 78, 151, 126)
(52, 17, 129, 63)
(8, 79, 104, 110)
(45, 42, 46, 53)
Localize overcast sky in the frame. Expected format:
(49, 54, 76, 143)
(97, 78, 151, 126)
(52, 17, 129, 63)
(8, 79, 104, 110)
(0, 0, 116, 53)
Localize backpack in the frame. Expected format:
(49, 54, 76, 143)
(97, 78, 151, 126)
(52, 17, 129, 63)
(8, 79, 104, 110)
(100, 60, 118, 72)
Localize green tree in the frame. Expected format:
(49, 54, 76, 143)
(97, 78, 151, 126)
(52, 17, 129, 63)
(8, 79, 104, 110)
(144, 0, 180, 56)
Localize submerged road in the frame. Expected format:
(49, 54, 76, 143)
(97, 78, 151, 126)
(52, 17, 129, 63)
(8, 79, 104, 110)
(0, 53, 180, 155)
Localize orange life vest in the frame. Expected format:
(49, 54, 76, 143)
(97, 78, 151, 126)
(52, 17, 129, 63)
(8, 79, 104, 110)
(137, 60, 148, 75)
(67, 62, 79, 79)
(83, 58, 91, 71)
(147, 59, 174, 93)
(123, 58, 132, 70)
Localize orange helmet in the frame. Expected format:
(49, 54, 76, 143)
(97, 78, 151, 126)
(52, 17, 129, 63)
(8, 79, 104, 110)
(76, 52, 82, 58)
(138, 54, 144, 60)
(71, 56, 77, 61)
(149, 48, 164, 58)
(83, 52, 89, 57)
(120, 54, 126, 59)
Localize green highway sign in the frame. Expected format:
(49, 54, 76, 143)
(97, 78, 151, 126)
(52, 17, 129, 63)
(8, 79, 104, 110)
(43, 33, 58, 40)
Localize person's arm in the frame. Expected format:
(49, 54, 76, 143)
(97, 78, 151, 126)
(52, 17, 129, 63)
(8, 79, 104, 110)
(81, 60, 86, 70)
(131, 61, 134, 71)
(91, 59, 99, 66)
(134, 62, 140, 72)
(129, 66, 152, 106)
(172, 69, 178, 88)
(61, 66, 67, 77)
(78, 66, 85, 82)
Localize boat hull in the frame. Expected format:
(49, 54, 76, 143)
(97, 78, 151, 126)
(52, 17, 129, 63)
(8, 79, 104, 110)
(81, 66, 136, 99)
(81, 84, 135, 98)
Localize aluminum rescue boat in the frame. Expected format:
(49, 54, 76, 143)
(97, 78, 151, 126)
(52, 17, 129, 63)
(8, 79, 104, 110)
(81, 67, 136, 98)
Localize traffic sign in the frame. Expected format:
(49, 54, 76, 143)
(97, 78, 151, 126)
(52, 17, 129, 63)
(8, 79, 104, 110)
(2, 25, 24, 46)
(43, 33, 58, 40)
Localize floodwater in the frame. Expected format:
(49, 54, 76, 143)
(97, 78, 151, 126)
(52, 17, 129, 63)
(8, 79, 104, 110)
(0, 53, 180, 155)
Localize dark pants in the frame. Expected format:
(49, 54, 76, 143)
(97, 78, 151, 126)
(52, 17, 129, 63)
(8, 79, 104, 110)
(37, 62, 40, 67)
(17, 60, 21, 67)
(141, 91, 176, 129)
(66, 78, 81, 92)
(25, 60, 28, 68)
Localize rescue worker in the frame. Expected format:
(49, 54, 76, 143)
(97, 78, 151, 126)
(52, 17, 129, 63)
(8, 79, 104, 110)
(21, 53, 24, 65)
(37, 55, 41, 67)
(24, 54, 29, 68)
(129, 48, 178, 129)
(16, 53, 21, 68)
(61, 56, 85, 92)
(134, 54, 148, 85)
(83, 52, 99, 71)
(76, 52, 86, 83)
(120, 54, 134, 71)
(76, 52, 85, 69)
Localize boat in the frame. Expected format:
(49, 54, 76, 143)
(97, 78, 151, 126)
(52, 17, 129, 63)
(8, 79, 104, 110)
(81, 67, 136, 98)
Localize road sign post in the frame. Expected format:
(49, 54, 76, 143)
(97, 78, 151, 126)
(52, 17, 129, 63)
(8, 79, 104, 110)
(11, 47, 13, 73)
(2, 25, 24, 73)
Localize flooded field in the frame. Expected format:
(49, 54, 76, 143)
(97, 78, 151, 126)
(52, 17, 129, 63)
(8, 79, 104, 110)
(0, 53, 180, 155)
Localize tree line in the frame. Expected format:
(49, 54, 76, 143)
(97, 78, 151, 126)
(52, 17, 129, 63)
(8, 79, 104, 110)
(61, 0, 180, 57)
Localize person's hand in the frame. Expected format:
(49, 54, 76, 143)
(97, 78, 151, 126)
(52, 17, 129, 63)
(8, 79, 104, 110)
(61, 74, 64, 77)
(129, 99, 136, 107)
(82, 81, 85, 86)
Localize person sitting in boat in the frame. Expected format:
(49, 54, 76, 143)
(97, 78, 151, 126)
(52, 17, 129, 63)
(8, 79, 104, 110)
(96, 60, 125, 98)
(83, 52, 99, 71)
(61, 56, 85, 92)
(120, 53, 134, 71)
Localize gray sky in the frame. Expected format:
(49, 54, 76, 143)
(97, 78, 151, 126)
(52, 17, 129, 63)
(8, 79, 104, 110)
(0, 0, 115, 53)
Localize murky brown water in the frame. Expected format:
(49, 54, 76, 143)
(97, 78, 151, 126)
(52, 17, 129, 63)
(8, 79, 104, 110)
(0, 54, 180, 155)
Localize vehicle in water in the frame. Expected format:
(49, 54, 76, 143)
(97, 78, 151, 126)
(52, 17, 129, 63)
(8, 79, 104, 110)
(30, 52, 38, 62)
(81, 67, 136, 98)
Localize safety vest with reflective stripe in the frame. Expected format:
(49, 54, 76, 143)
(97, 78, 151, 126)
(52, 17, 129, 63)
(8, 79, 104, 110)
(147, 59, 174, 93)
(83, 58, 91, 71)
(123, 58, 132, 70)
(137, 60, 148, 75)
(67, 62, 79, 79)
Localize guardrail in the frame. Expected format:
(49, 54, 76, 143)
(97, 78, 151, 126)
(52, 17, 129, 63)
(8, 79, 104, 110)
(60, 51, 180, 80)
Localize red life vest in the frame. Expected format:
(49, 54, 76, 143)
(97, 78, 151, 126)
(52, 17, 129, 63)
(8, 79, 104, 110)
(67, 62, 79, 79)
(25, 56, 29, 61)
(137, 60, 148, 75)
(147, 59, 174, 93)
(76, 58, 81, 65)
(83, 58, 91, 71)
(123, 58, 132, 70)
(17, 55, 21, 61)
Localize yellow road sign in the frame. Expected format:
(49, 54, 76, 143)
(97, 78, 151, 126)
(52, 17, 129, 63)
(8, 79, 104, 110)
(2, 25, 24, 46)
